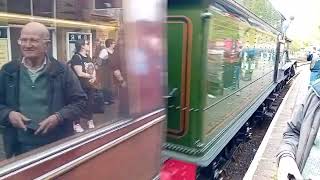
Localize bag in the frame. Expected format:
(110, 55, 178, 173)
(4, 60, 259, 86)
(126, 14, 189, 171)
(92, 89, 105, 113)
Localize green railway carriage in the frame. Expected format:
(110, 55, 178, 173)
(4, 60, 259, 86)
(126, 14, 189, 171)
(163, 0, 295, 177)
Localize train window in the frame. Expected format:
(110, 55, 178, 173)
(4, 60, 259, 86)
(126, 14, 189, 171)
(205, 3, 278, 132)
(33, 0, 54, 18)
(0, 0, 165, 167)
(6, 0, 31, 15)
(203, 1, 277, 141)
(94, 0, 122, 9)
(233, 0, 282, 31)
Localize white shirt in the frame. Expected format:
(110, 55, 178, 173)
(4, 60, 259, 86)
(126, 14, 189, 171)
(21, 57, 47, 74)
(21, 57, 47, 83)
(98, 49, 109, 60)
(98, 48, 114, 60)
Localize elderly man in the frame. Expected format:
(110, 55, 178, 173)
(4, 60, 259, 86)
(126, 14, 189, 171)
(0, 22, 87, 157)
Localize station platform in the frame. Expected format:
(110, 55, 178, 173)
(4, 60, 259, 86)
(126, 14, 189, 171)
(244, 64, 310, 180)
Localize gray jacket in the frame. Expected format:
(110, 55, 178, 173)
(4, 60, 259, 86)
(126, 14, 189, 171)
(277, 80, 320, 171)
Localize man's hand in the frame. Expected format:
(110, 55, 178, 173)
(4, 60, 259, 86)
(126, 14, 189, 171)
(277, 156, 303, 180)
(35, 115, 60, 135)
(8, 111, 30, 131)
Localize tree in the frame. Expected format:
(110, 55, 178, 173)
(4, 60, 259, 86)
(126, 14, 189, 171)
(237, 0, 282, 30)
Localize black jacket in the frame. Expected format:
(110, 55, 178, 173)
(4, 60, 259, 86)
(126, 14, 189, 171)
(0, 57, 87, 157)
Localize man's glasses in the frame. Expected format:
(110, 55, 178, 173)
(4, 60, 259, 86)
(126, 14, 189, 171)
(17, 38, 50, 45)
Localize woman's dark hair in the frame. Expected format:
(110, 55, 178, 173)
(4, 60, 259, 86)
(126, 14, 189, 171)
(105, 39, 114, 48)
(75, 39, 86, 53)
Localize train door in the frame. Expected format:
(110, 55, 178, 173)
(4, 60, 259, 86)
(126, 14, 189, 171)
(166, 16, 192, 137)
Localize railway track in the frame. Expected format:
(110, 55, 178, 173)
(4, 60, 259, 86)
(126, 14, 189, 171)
(219, 63, 306, 180)
(221, 81, 292, 180)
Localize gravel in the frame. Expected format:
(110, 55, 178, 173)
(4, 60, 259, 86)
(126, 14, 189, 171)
(222, 82, 291, 180)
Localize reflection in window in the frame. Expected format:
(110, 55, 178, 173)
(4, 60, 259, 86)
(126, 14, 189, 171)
(33, 0, 54, 17)
(95, 0, 122, 9)
(0, 0, 164, 167)
(56, 0, 87, 21)
(0, 0, 165, 166)
(204, 3, 279, 139)
(0, 0, 127, 163)
(206, 4, 277, 105)
(7, 0, 31, 15)
(233, 0, 283, 30)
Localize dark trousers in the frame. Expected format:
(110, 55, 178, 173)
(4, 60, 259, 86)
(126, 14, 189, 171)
(83, 87, 94, 120)
(118, 86, 129, 117)
(74, 87, 94, 124)
(103, 89, 114, 102)
(100, 62, 114, 102)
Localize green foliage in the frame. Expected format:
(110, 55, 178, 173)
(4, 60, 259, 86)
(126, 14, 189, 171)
(291, 40, 303, 53)
(234, 0, 282, 30)
(208, 11, 240, 41)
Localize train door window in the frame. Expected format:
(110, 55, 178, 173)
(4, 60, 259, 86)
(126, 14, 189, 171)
(0, 0, 165, 169)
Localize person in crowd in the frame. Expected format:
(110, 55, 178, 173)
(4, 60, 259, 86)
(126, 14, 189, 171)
(98, 39, 116, 105)
(0, 22, 87, 157)
(69, 39, 96, 132)
(110, 38, 128, 116)
(91, 39, 104, 88)
(277, 79, 320, 180)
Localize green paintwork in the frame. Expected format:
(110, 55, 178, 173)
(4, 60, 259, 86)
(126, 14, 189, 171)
(166, 3, 209, 149)
(167, 23, 183, 130)
(165, 0, 283, 166)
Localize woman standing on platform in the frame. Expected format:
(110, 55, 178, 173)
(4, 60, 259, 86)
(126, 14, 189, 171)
(277, 79, 320, 180)
(69, 39, 96, 132)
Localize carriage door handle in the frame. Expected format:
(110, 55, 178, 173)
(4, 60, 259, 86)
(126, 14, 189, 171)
(163, 88, 178, 99)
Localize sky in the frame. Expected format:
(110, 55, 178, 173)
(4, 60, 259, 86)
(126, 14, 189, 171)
(270, 0, 320, 41)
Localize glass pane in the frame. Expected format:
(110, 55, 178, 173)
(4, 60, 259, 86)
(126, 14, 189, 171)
(204, 3, 277, 141)
(233, 0, 283, 31)
(7, 0, 31, 15)
(95, 0, 122, 9)
(0, 0, 165, 165)
(33, 0, 54, 18)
